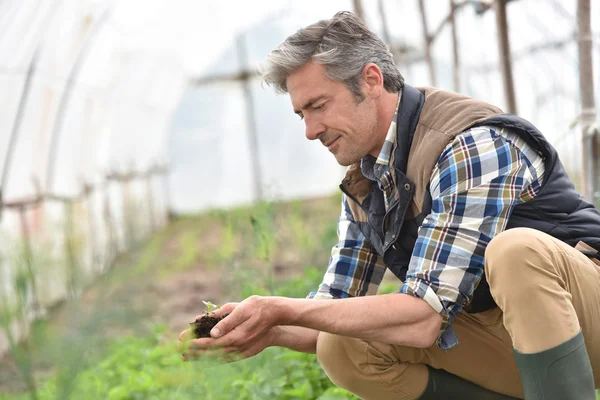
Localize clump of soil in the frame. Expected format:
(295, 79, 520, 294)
(190, 314, 229, 338)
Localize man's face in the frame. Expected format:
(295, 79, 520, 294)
(287, 62, 379, 166)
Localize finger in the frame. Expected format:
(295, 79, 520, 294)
(179, 329, 193, 342)
(211, 309, 249, 338)
(213, 302, 239, 317)
(192, 302, 239, 321)
(240, 335, 271, 359)
(210, 326, 256, 349)
(189, 338, 217, 350)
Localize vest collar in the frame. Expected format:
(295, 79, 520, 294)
(392, 84, 425, 174)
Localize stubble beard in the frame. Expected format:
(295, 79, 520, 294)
(333, 140, 366, 166)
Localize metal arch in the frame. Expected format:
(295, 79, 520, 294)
(44, 8, 111, 195)
(0, 2, 63, 220)
(0, 48, 40, 218)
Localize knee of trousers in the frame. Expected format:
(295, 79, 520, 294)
(316, 332, 393, 393)
(316, 332, 368, 392)
(484, 228, 555, 298)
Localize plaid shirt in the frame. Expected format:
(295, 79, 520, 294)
(309, 109, 546, 350)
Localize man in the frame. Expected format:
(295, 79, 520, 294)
(180, 11, 600, 400)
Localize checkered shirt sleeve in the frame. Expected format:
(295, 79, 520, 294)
(307, 195, 386, 300)
(400, 126, 544, 348)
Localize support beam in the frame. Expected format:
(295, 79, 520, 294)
(577, 0, 598, 202)
(494, 0, 517, 114)
(353, 0, 366, 23)
(418, 0, 436, 86)
(236, 35, 263, 201)
(449, 0, 461, 92)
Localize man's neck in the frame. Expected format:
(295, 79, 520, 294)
(370, 90, 401, 158)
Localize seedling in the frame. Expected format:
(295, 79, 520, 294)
(189, 300, 228, 338)
(202, 301, 220, 314)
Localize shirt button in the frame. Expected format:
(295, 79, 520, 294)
(404, 183, 411, 191)
(384, 241, 389, 246)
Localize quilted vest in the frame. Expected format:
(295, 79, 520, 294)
(340, 84, 600, 313)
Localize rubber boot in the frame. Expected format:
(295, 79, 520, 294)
(513, 331, 596, 400)
(418, 366, 519, 399)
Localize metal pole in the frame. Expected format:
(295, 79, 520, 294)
(449, 0, 461, 92)
(577, 0, 597, 202)
(236, 35, 263, 201)
(45, 9, 110, 193)
(146, 174, 156, 232)
(378, 0, 392, 46)
(1, 3, 62, 220)
(494, 0, 517, 114)
(418, 0, 436, 86)
(18, 207, 41, 315)
(1, 49, 40, 209)
(353, 0, 366, 22)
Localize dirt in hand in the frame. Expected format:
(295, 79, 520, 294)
(190, 314, 229, 338)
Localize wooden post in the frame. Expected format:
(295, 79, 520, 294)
(418, 0, 436, 86)
(577, 0, 597, 202)
(449, 0, 461, 92)
(494, 0, 517, 114)
(353, 0, 366, 23)
(378, 0, 392, 48)
(236, 35, 263, 201)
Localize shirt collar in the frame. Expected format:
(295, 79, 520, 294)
(361, 90, 402, 181)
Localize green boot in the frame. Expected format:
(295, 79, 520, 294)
(513, 331, 595, 400)
(418, 366, 519, 399)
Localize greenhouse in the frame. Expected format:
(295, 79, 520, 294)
(0, 0, 598, 399)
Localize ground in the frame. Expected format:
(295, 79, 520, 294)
(0, 195, 345, 394)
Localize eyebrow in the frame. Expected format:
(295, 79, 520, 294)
(294, 95, 326, 115)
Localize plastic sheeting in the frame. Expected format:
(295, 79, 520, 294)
(0, 0, 182, 353)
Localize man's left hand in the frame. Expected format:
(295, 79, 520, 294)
(180, 295, 282, 362)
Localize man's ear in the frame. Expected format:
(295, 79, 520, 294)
(362, 63, 384, 98)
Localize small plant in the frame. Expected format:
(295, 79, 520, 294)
(202, 301, 219, 314)
(189, 301, 228, 338)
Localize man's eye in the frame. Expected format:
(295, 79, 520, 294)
(313, 104, 324, 111)
(298, 114, 304, 120)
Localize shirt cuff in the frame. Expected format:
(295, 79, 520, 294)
(307, 291, 335, 300)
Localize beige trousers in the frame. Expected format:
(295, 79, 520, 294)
(316, 228, 600, 400)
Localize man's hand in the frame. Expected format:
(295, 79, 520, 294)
(179, 296, 281, 362)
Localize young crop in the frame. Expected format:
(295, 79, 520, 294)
(202, 301, 220, 314)
(190, 301, 227, 338)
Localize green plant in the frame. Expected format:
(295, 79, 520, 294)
(202, 301, 220, 314)
(0, 194, 354, 400)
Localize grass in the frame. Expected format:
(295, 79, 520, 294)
(0, 194, 359, 400)
(1, 193, 598, 399)
(0, 266, 358, 400)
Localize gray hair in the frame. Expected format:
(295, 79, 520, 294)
(261, 11, 404, 102)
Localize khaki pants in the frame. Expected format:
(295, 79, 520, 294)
(316, 228, 600, 400)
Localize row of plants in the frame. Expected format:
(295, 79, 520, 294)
(0, 266, 358, 400)
(0, 195, 360, 399)
(4, 194, 596, 400)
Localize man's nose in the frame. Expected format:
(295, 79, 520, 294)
(305, 117, 326, 141)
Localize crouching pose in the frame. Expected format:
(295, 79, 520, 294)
(181, 11, 600, 400)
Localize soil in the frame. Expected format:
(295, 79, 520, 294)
(190, 314, 229, 338)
